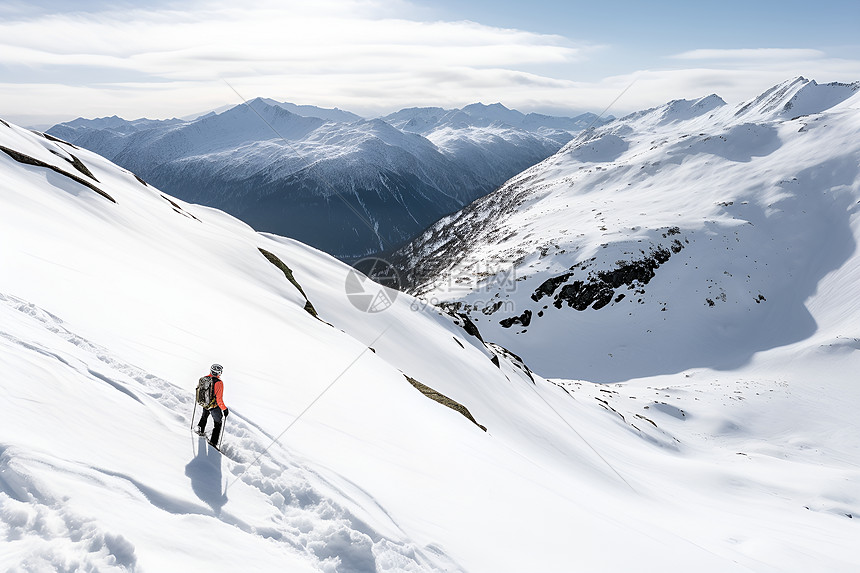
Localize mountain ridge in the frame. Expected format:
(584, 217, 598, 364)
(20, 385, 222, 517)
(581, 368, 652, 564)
(47, 98, 602, 259)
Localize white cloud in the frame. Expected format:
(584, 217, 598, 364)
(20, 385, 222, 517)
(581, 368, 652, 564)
(1, 1, 859, 125)
(671, 48, 827, 61)
(576, 61, 860, 117)
(0, 0, 594, 121)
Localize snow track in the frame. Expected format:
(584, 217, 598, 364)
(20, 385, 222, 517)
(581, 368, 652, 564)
(0, 293, 460, 572)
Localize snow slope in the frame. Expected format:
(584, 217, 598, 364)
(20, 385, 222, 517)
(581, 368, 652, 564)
(2, 104, 859, 573)
(47, 100, 587, 260)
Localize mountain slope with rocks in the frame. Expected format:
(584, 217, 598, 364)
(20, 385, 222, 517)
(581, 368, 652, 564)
(390, 77, 860, 382)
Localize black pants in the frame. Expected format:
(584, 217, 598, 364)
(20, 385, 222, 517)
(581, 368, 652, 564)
(198, 407, 224, 446)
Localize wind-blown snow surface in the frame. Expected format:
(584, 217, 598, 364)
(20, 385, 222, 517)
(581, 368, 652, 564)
(1, 111, 859, 573)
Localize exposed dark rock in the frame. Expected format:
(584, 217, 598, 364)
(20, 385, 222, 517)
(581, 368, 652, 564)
(635, 413, 658, 427)
(486, 342, 534, 383)
(458, 312, 484, 341)
(481, 301, 504, 315)
(258, 248, 319, 318)
(499, 309, 532, 328)
(65, 154, 98, 181)
(439, 305, 485, 343)
(548, 243, 679, 311)
(161, 194, 201, 222)
(404, 375, 487, 431)
(555, 280, 615, 311)
(531, 272, 573, 302)
(41, 131, 79, 149)
(0, 144, 116, 203)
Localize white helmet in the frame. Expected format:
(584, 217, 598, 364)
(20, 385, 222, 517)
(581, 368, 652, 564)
(210, 363, 223, 376)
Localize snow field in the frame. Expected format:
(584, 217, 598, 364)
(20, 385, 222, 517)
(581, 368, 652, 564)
(0, 291, 454, 572)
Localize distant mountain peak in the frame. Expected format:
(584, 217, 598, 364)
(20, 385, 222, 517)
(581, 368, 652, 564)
(619, 94, 727, 126)
(464, 102, 512, 111)
(461, 102, 525, 126)
(661, 94, 726, 120)
(265, 100, 363, 123)
(735, 77, 860, 119)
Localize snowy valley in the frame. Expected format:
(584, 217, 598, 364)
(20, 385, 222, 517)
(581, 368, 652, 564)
(1, 77, 859, 573)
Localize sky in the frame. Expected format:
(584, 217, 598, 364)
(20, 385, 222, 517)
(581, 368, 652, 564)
(1, 0, 860, 126)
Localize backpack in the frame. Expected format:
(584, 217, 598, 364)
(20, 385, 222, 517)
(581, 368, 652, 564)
(196, 375, 218, 408)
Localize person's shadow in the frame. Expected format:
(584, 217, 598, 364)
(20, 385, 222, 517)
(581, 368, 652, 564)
(185, 437, 227, 515)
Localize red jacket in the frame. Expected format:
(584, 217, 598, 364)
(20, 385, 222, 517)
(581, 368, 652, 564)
(214, 377, 226, 410)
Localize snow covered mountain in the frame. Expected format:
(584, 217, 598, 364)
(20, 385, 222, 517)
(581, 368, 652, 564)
(47, 100, 593, 260)
(383, 102, 600, 139)
(2, 74, 859, 573)
(380, 103, 601, 206)
(391, 77, 860, 381)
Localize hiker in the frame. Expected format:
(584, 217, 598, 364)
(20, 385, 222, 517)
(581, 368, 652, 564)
(196, 363, 229, 447)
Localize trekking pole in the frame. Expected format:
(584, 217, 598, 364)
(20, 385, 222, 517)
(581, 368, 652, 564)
(191, 401, 198, 433)
(218, 415, 226, 450)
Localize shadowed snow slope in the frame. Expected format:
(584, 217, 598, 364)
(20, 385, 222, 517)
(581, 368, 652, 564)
(2, 100, 859, 573)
